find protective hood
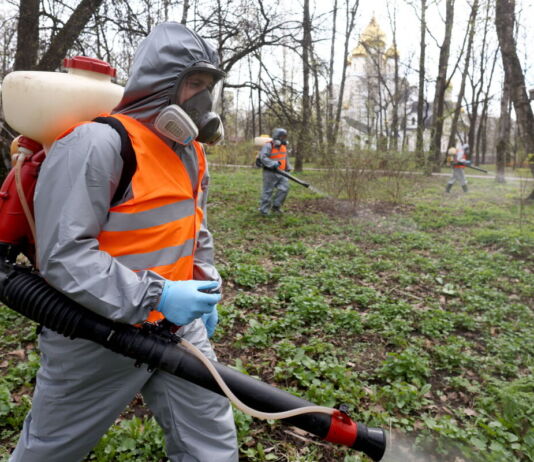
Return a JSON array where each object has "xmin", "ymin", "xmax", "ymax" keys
[{"xmin": 113, "ymin": 22, "xmax": 223, "ymax": 133}]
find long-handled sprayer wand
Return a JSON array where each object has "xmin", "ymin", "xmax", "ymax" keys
[{"xmin": 273, "ymin": 167, "xmax": 311, "ymax": 188}]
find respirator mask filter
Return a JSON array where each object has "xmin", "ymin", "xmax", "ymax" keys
[
  {"xmin": 154, "ymin": 105, "xmax": 199, "ymax": 145},
  {"xmin": 154, "ymin": 87, "xmax": 224, "ymax": 145}
]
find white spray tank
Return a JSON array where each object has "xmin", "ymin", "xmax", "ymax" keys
[
  {"xmin": 1, "ymin": 56, "xmax": 124, "ymax": 152},
  {"xmin": 254, "ymin": 134, "xmax": 272, "ymax": 147}
]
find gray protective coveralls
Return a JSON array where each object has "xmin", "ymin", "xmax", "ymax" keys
[
  {"xmin": 446, "ymin": 145, "xmax": 469, "ymax": 192},
  {"xmin": 10, "ymin": 23, "xmax": 238, "ymax": 462},
  {"xmin": 258, "ymin": 143, "xmax": 291, "ymax": 215}
]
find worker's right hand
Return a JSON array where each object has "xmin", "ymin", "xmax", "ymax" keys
[{"xmin": 156, "ymin": 280, "xmax": 221, "ymax": 326}]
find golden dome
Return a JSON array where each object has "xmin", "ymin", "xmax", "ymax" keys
[
  {"xmin": 360, "ymin": 16, "xmax": 386, "ymax": 48},
  {"xmin": 385, "ymin": 45, "xmax": 398, "ymax": 59},
  {"xmin": 351, "ymin": 43, "xmax": 367, "ymax": 57}
]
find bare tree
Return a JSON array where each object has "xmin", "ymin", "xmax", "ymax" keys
[
  {"xmin": 331, "ymin": 0, "xmax": 359, "ymax": 146},
  {"xmin": 295, "ymin": 0, "xmax": 312, "ymax": 172},
  {"xmin": 415, "ymin": 0, "xmax": 427, "ymax": 162},
  {"xmin": 326, "ymin": 0, "xmax": 338, "ymax": 152},
  {"xmin": 37, "ymin": 0, "xmax": 107, "ymax": 71},
  {"xmin": 427, "ymin": 0, "xmax": 455, "ymax": 174},
  {"xmin": 495, "ymin": 0, "xmax": 534, "ymax": 199},
  {"xmin": 463, "ymin": 0, "xmax": 498, "ymax": 164},
  {"xmin": 447, "ymin": 0, "xmax": 478, "ymax": 153},
  {"xmin": 0, "ymin": 13, "xmax": 18, "ymax": 82},
  {"xmin": 473, "ymin": 48, "xmax": 498, "ymax": 164},
  {"xmin": 386, "ymin": 2, "xmax": 400, "ymax": 151},
  {"xmin": 310, "ymin": 54, "xmax": 326, "ymax": 159}
]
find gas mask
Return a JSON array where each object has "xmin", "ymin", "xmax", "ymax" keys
[
  {"xmin": 273, "ymin": 137, "xmax": 288, "ymax": 148},
  {"xmin": 271, "ymin": 128, "xmax": 288, "ymax": 148},
  {"xmin": 154, "ymin": 88, "xmax": 224, "ymax": 145}
]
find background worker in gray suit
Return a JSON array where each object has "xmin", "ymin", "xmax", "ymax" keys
[{"xmin": 258, "ymin": 128, "xmax": 292, "ymax": 215}]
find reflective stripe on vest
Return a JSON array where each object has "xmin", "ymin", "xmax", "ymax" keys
[
  {"xmin": 269, "ymin": 144, "xmax": 287, "ymax": 170},
  {"xmin": 57, "ymin": 114, "xmax": 206, "ymax": 324}
]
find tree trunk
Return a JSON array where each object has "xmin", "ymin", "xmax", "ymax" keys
[
  {"xmin": 389, "ymin": 5, "xmax": 400, "ymax": 152},
  {"xmin": 447, "ymin": 0, "xmax": 478, "ymax": 152},
  {"xmin": 332, "ymin": 0, "xmax": 359, "ymax": 145},
  {"xmin": 295, "ymin": 0, "xmax": 312, "ymax": 172},
  {"xmin": 495, "ymin": 81, "xmax": 511, "ymax": 183},
  {"xmin": 415, "ymin": 0, "xmax": 427, "ymax": 162},
  {"xmin": 14, "ymin": 0, "xmax": 40, "ymax": 70},
  {"xmin": 181, "ymin": 0, "xmax": 191, "ymax": 25},
  {"xmin": 427, "ymin": 0, "xmax": 455, "ymax": 174},
  {"xmin": 495, "ymin": 0, "xmax": 534, "ymax": 199},
  {"xmin": 326, "ymin": 0, "xmax": 337, "ymax": 150},
  {"xmin": 475, "ymin": 49, "xmax": 498, "ymax": 159},
  {"xmin": 312, "ymin": 59, "xmax": 325, "ymax": 160}
]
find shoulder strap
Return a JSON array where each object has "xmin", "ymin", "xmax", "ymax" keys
[{"xmin": 92, "ymin": 116, "xmax": 137, "ymax": 204}]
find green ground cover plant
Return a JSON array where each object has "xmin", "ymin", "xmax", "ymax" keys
[{"xmin": 0, "ymin": 165, "xmax": 532, "ymax": 461}]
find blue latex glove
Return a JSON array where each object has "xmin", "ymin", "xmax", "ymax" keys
[
  {"xmin": 157, "ymin": 280, "xmax": 221, "ymax": 326},
  {"xmin": 201, "ymin": 306, "xmax": 219, "ymax": 338}
]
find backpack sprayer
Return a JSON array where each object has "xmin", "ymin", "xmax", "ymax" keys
[
  {"xmin": 254, "ymin": 142, "xmax": 313, "ymax": 189},
  {"xmin": 446, "ymin": 148, "xmax": 488, "ymax": 173},
  {"xmin": 0, "ymin": 61, "xmax": 387, "ymax": 460}
]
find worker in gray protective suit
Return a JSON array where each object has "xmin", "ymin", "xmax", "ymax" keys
[
  {"xmin": 258, "ymin": 128, "xmax": 291, "ymax": 215},
  {"xmin": 446, "ymin": 143, "xmax": 470, "ymax": 193},
  {"xmin": 10, "ymin": 23, "xmax": 238, "ymax": 462}
]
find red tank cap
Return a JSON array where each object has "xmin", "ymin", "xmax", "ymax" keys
[
  {"xmin": 63, "ymin": 56, "xmax": 117, "ymax": 78},
  {"xmin": 17, "ymin": 136, "xmax": 43, "ymax": 153}
]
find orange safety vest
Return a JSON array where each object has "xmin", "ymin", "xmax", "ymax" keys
[
  {"xmin": 269, "ymin": 144, "xmax": 287, "ymax": 171},
  {"xmin": 57, "ymin": 113, "xmax": 206, "ymax": 323}
]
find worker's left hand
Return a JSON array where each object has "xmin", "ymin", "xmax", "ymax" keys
[{"xmin": 201, "ymin": 306, "xmax": 218, "ymax": 338}]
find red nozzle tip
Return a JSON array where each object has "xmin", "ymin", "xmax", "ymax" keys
[{"xmin": 324, "ymin": 409, "xmax": 358, "ymax": 448}]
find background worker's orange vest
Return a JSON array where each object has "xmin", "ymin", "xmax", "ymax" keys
[
  {"xmin": 58, "ymin": 114, "xmax": 206, "ymax": 323},
  {"xmin": 269, "ymin": 144, "xmax": 287, "ymax": 170}
]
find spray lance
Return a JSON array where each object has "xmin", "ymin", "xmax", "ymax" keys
[
  {"xmin": 0, "ymin": 258, "xmax": 387, "ymax": 461},
  {"xmin": 453, "ymin": 161, "xmax": 488, "ymax": 173},
  {"xmin": 272, "ymin": 167, "xmax": 311, "ymax": 188}
]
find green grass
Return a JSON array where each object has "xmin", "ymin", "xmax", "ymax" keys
[{"xmin": 1, "ymin": 165, "xmax": 533, "ymax": 461}]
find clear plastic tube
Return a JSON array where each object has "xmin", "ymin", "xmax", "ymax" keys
[{"xmin": 179, "ymin": 337, "xmax": 335, "ymax": 420}]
